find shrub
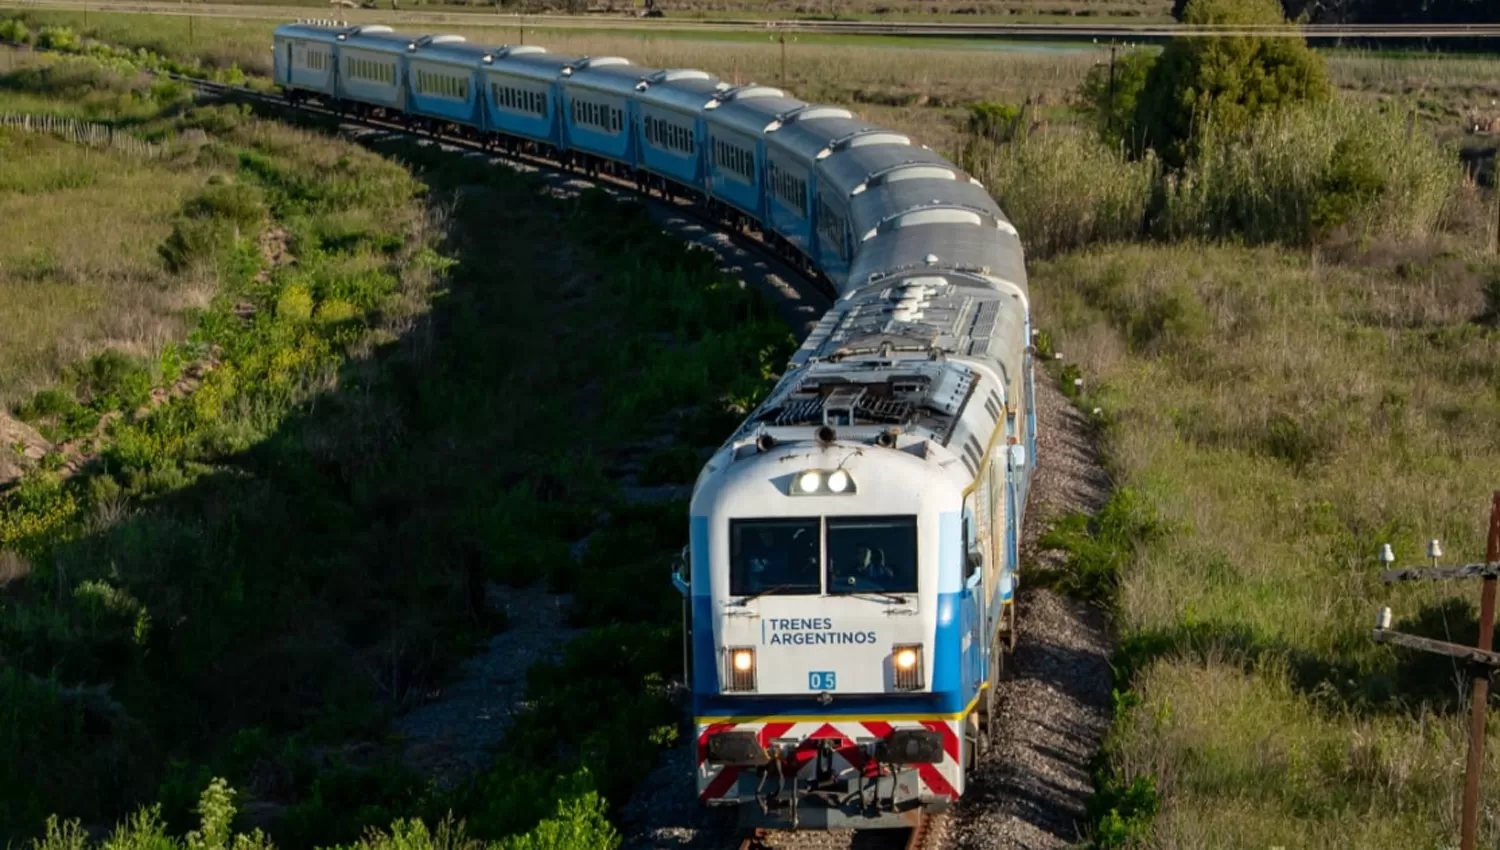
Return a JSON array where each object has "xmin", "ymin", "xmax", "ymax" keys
[
  {"xmin": 1135, "ymin": 0, "xmax": 1331, "ymax": 167},
  {"xmin": 0, "ymin": 17, "xmax": 31, "ymax": 44},
  {"xmin": 34, "ymin": 25, "xmax": 78, "ymax": 52},
  {"xmin": 160, "ymin": 182, "xmax": 266, "ymax": 273},
  {"xmin": 68, "ymin": 350, "xmax": 153, "ymax": 412},
  {"xmin": 966, "ymin": 101, "xmax": 1022, "ymax": 141}
]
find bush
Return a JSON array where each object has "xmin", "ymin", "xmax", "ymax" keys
[
  {"xmin": 34, "ymin": 25, "xmax": 78, "ymax": 52},
  {"xmin": 160, "ymin": 182, "xmax": 266, "ymax": 273},
  {"xmin": 966, "ymin": 101, "xmax": 1022, "ymax": 141},
  {"xmin": 69, "ymin": 350, "xmax": 153, "ymax": 412},
  {"xmin": 1135, "ymin": 0, "xmax": 1331, "ymax": 167},
  {"xmin": 0, "ymin": 17, "xmax": 31, "ymax": 44}
]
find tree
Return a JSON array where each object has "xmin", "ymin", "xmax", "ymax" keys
[
  {"xmin": 1137, "ymin": 0, "xmax": 1331, "ymax": 167},
  {"xmin": 1079, "ymin": 48, "xmax": 1157, "ymax": 150}
]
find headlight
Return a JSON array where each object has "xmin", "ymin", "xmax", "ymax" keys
[
  {"xmin": 789, "ymin": 469, "xmax": 856, "ymax": 496},
  {"xmin": 726, "ymin": 647, "xmax": 756, "ymax": 692},
  {"xmin": 892, "ymin": 644, "xmax": 923, "ymax": 691},
  {"xmin": 797, "ymin": 471, "xmax": 822, "ymax": 494},
  {"xmin": 827, "ymin": 469, "xmax": 850, "ymax": 493}
]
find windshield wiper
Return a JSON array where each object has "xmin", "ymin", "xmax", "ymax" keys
[
  {"xmin": 843, "ymin": 591, "xmax": 910, "ymax": 605},
  {"xmin": 732, "ymin": 583, "xmax": 815, "ymax": 605}
]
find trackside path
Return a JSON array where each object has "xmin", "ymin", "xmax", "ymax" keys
[{"xmin": 950, "ymin": 376, "xmax": 1115, "ymax": 849}]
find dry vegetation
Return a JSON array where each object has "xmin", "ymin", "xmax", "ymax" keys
[{"xmin": 0, "ymin": 128, "xmax": 212, "ymax": 405}]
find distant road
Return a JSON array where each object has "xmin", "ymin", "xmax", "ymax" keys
[{"xmin": 4, "ymin": 0, "xmax": 1500, "ymax": 39}]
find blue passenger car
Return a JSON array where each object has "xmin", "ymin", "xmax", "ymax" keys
[
  {"xmin": 702, "ymin": 85, "xmax": 806, "ymax": 224},
  {"xmin": 272, "ymin": 22, "xmax": 348, "ymax": 99},
  {"xmin": 336, "ymin": 27, "xmax": 414, "ymax": 112},
  {"xmin": 633, "ymin": 69, "xmax": 724, "ymax": 192},
  {"xmin": 560, "ymin": 57, "xmax": 650, "ymax": 167},
  {"xmin": 481, "ymin": 49, "xmax": 574, "ymax": 149},
  {"xmin": 761, "ymin": 107, "xmax": 873, "ymax": 265},
  {"xmin": 406, "ymin": 36, "xmax": 487, "ymax": 129}
]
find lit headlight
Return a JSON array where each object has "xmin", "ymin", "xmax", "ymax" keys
[
  {"xmin": 789, "ymin": 469, "xmax": 856, "ymax": 496},
  {"xmin": 827, "ymin": 469, "xmax": 850, "ymax": 493},
  {"xmin": 726, "ymin": 647, "xmax": 756, "ymax": 692},
  {"xmin": 797, "ymin": 471, "xmax": 822, "ymax": 494},
  {"xmin": 892, "ymin": 644, "xmax": 923, "ymax": 691}
]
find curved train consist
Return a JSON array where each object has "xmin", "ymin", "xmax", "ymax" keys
[{"xmin": 272, "ymin": 20, "xmax": 1035, "ymax": 830}]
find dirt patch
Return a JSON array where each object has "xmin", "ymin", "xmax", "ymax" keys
[{"xmin": 0, "ymin": 411, "xmax": 52, "ymax": 490}]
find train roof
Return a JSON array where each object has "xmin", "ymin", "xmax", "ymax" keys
[
  {"xmin": 483, "ymin": 50, "xmax": 578, "ymax": 82},
  {"xmin": 763, "ymin": 109, "xmax": 875, "ymax": 166},
  {"xmin": 561, "ymin": 57, "xmax": 652, "ymax": 97},
  {"xmin": 816, "ymin": 142, "xmax": 956, "ymax": 199},
  {"xmin": 634, "ymin": 69, "xmax": 725, "ymax": 115},
  {"xmin": 340, "ymin": 28, "xmax": 424, "ymax": 54},
  {"xmin": 846, "ymin": 218, "xmax": 1026, "ymax": 299},
  {"xmin": 704, "ymin": 85, "xmax": 807, "ymax": 139},
  {"xmin": 731, "ymin": 355, "xmax": 981, "ymax": 449},
  {"xmin": 849, "ymin": 179, "xmax": 1002, "ymax": 242},
  {"xmin": 274, "ymin": 21, "xmax": 355, "ymax": 41},
  {"xmin": 405, "ymin": 36, "xmax": 493, "ymax": 67}
]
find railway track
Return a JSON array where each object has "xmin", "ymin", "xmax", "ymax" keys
[{"xmin": 738, "ymin": 812, "xmax": 948, "ymax": 850}]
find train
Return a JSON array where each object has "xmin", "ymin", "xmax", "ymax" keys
[{"xmin": 271, "ymin": 20, "xmax": 1035, "ymax": 830}]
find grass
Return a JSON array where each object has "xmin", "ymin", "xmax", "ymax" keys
[
  {"xmin": 1036, "ymin": 240, "xmax": 1500, "ymax": 847},
  {"xmin": 0, "ymin": 130, "xmax": 209, "ymax": 405}
]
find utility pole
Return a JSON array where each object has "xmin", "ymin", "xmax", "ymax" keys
[
  {"xmin": 1492, "ymin": 171, "xmax": 1499, "ymax": 256},
  {"xmin": 1373, "ymin": 491, "xmax": 1500, "ymax": 850},
  {"xmin": 778, "ymin": 30, "xmax": 787, "ymax": 87},
  {"xmin": 1106, "ymin": 39, "xmax": 1117, "ymax": 138}
]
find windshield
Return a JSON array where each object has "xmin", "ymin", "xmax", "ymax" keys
[
  {"xmin": 827, "ymin": 516, "xmax": 918, "ymax": 595},
  {"xmin": 729, "ymin": 518, "xmax": 820, "ymax": 596}
]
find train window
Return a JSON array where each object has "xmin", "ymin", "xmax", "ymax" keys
[
  {"xmin": 827, "ymin": 516, "xmax": 917, "ymax": 595},
  {"xmin": 729, "ymin": 518, "xmax": 820, "ymax": 597}
]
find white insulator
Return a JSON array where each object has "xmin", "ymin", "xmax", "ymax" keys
[
  {"xmin": 1376, "ymin": 607, "xmax": 1392, "ymax": 631},
  {"xmin": 1379, "ymin": 543, "xmax": 1395, "ymax": 564}
]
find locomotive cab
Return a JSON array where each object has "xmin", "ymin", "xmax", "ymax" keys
[{"xmin": 680, "ymin": 309, "xmax": 1029, "ymax": 828}]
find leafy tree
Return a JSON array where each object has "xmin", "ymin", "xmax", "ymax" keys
[
  {"xmin": 1137, "ymin": 0, "xmax": 1331, "ymax": 167},
  {"xmin": 1079, "ymin": 49, "xmax": 1157, "ymax": 149}
]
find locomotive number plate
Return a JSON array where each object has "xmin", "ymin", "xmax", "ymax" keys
[{"xmin": 808, "ymin": 671, "xmax": 837, "ymax": 691}]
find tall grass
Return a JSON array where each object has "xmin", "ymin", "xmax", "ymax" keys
[
  {"xmin": 958, "ymin": 127, "xmax": 1158, "ymax": 258},
  {"xmin": 1039, "ymin": 241, "xmax": 1500, "ymax": 847},
  {"xmin": 960, "ymin": 95, "xmax": 1463, "ymax": 258},
  {"xmin": 1156, "ymin": 98, "xmax": 1460, "ymax": 245}
]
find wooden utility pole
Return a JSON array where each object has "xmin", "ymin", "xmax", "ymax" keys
[{"xmin": 1374, "ymin": 491, "xmax": 1500, "ymax": 850}]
